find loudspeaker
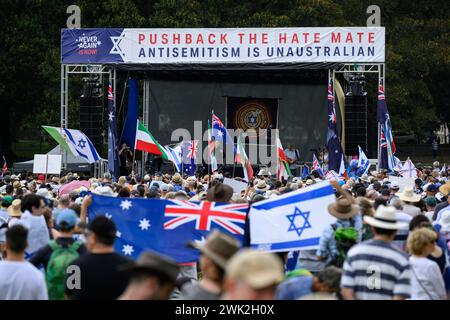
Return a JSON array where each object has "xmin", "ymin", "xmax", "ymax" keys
[
  {"xmin": 79, "ymin": 95, "xmax": 104, "ymax": 153},
  {"xmin": 345, "ymin": 95, "xmax": 368, "ymax": 156}
]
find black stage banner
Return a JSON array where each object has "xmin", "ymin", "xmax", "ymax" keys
[{"xmin": 226, "ymin": 97, "xmax": 278, "ymax": 133}]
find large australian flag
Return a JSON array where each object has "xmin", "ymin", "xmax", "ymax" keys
[
  {"xmin": 88, "ymin": 195, "xmax": 249, "ymax": 263},
  {"xmin": 377, "ymin": 82, "xmax": 396, "ymax": 171},
  {"xmin": 107, "ymin": 84, "xmax": 120, "ymax": 179},
  {"xmin": 326, "ymin": 78, "xmax": 343, "ymax": 172}
]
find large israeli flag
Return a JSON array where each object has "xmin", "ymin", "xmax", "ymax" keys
[{"xmin": 250, "ymin": 181, "xmax": 336, "ymax": 252}]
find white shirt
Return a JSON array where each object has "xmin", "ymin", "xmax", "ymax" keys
[
  {"xmin": 0, "ymin": 260, "xmax": 48, "ymax": 300},
  {"xmin": 18, "ymin": 210, "xmax": 50, "ymax": 255},
  {"xmin": 403, "ymin": 204, "xmax": 422, "ymax": 217},
  {"xmin": 409, "ymin": 256, "xmax": 447, "ymax": 300}
]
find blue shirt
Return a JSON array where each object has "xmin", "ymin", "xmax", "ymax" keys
[{"xmin": 275, "ymin": 275, "xmax": 313, "ymax": 300}]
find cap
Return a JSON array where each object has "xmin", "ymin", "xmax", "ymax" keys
[
  {"xmin": 225, "ymin": 249, "xmax": 284, "ymax": 289},
  {"xmin": 427, "ymin": 184, "xmax": 438, "ymax": 192},
  {"xmin": 425, "ymin": 196, "xmax": 437, "ymax": 207},
  {"xmin": 56, "ymin": 209, "xmax": 78, "ymax": 229}
]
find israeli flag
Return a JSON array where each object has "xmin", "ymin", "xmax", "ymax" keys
[
  {"xmin": 164, "ymin": 143, "xmax": 182, "ymax": 172},
  {"xmin": 357, "ymin": 145, "xmax": 370, "ymax": 175},
  {"xmin": 249, "ymin": 181, "xmax": 336, "ymax": 252},
  {"xmin": 63, "ymin": 128, "xmax": 100, "ymax": 164}
]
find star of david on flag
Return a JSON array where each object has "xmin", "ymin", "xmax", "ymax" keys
[{"xmin": 249, "ymin": 181, "xmax": 336, "ymax": 252}]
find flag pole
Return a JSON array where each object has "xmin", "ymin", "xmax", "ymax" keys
[{"xmin": 132, "ymin": 119, "xmax": 138, "ymax": 177}]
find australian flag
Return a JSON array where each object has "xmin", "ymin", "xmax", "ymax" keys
[
  {"xmin": 107, "ymin": 84, "xmax": 120, "ymax": 179},
  {"xmin": 326, "ymin": 78, "xmax": 344, "ymax": 171},
  {"xmin": 212, "ymin": 111, "xmax": 236, "ymax": 157},
  {"xmin": 88, "ymin": 195, "xmax": 249, "ymax": 262},
  {"xmin": 377, "ymin": 82, "xmax": 396, "ymax": 171},
  {"xmin": 181, "ymin": 140, "xmax": 198, "ymax": 176}
]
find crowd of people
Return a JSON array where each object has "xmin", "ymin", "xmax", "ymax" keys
[{"xmin": 0, "ymin": 160, "xmax": 449, "ymax": 300}]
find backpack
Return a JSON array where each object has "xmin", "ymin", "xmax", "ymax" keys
[
  {"xmin": 330, "ymin": 219, "xmax": 358, "ymax": 267},
  {"xmin": 46, "ymin": 240, "xmax": 82, "ymax": 300}
]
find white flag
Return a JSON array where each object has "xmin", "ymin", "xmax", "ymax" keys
[{"xmin": 400, "ymin": 157, "xmax": 417, "ymax": 178}]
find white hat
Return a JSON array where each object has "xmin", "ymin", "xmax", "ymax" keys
[
  {"xmin": 438, "ymin": 210, "xmax": 450, "ymax": 234},
  {"xmin": 144, "ymin": 174, "xmax": 151, "ymax": 181},
  {"xmin": 363, "ymin": 205, "xmax": 408, "ymax": 230},
  {"xmin": 36, "ymin": 188, "xmax": 49, "ymax": 198},
  {"xmin": 390, "ymin": 181, "xmax": 400, "ymax": 189},
  {"xmin": 94, "ymin": 186, "xmax": 115, "ymax": 197},
  {"xmin": 398, "ymin": 187, "xmax": 421, "ymax": 203},
  {"xmin": 257, "ymin": 168, "xmax": 271, "ymax": 176},
  {"xmin": 75, "ymin": 197, "xmax": 83, "ymax": 205}
]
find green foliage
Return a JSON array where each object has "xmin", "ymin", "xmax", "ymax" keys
[{"xmin": 0, "ymin": 0, "xmax": 448, "ymax": 160}]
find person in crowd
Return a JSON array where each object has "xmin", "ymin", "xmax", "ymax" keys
[
  {"xmin": 19, "ymin": 194, "xmax": 50, "ymax": 258},
  {"xmin": 407, "ymin": 227, "xmax": 447, "ymax": 300},
  {"xmin": 341, "ymin": 205, "xmax": 411, "ymax": 300},
  {"xmin": 434, "ymin": 181, "xmax": 450, "ymax": 222},
  {"xmin": 64, "ymin": 216, "xmax": 132, "ymax": 300},
  {"xmin": 284, "ymin": 144, "xmax": 300, "ymax": 177},
  {"xmin": 182, "ymin": 230, "xmax": 240, "ymax": 299},
  {"xmin": 30, "ymin": 209, "xmax": 86, "ymax": 299},
  {"xmin": 389, "ymin": 182, "xmax": 400, "ymax": 202},
  {"xmin": 276, "ymin": 266, "xmax": 342, "ymax": 300},
  {"xmin": 424, "ymin": 197, "xmax": 438, "ymax": 221},
  {"xmin": 222, "ymin": 249, "xmax": 284, "ymax": 300},
  {"xmin": 317, "ymin": 198, "xmax": 360, "ymax": 267},
  {"xmin": 398, "ymin": 188, "xmax": 422, "ymax": 217},
  {"xmin": 0, "ymin": 225, "xmax": 48, "ymax": 299},
  {"xmin": 118, "ymin": 251, "xmax": 179, "ymax": 300}
]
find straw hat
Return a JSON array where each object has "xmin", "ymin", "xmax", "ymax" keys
[
  {"xmin": 398, "ymin": 187, "xmax": 421, "ymax": 203},
  {"xmin": 7, "ymin": 199, "xmax": 22, "ymax": 217},
  {"xmin": 305, "ymin": 179, "xmax": 314, "ymax": 186},
  {"xmin": 225, "ymin": 249, "xmax": 284, "ymax": 289},
  {"xmin": 172, "ymin": 173, "xmax": 182, "ymax": 184},
  {"xmin": 256, "ymin": 180, "xmax": 270, "ymax": 191},
  {"xmin": 188, "ymin": 230, "xmax": 240, "ymax": 269},
  {"xmin": 327, "ymin": 198, "xmax": 358, "ymax": 220},
  {"xmin": 364, "ymin": 205, "xmax": 408, "ymax": 230},
  {"xmin": 439, "ymin": 181, "xmax": 450, "ymax": 196}
]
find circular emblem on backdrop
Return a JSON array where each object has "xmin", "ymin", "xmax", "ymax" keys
[{"xmin": 234, "ymin": 102, "xmax": 272, "ymax": 132}]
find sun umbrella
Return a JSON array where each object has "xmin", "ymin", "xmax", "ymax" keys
[{"xmin": 59, "ymin": 180, "xmax": 91, "ymax": 196}]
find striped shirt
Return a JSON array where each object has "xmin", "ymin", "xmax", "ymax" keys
[{"xmin": 341, "ymin": 239, "xmax": 411, "ymax": 300}]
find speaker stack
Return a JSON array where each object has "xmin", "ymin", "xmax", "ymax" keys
[
  {"xmin": 344, "ymin": 95, "xmax": 368, "ymax": 157},
  {"xmin": 79, "ymin": 79, "xmax": 104, "ymax": 154}
]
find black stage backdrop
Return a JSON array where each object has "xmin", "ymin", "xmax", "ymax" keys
[{"xmin": 146, "ymin": 76, "xmax": 333, "ymax": 162}]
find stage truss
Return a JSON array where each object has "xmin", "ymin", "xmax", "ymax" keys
[{"xmin": 61, "ymin": 63, "xmax": 385, "ymax": 175}]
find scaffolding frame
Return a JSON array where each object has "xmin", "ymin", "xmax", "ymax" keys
[{"xmin": 60, "ymin": 64, "xmax": 114, "ymax": 177}]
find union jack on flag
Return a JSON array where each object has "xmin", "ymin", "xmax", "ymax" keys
[
  {"xmin": 88, "ymin": 195, "xmax": 250, "ymax": 263},
  {"xmin": 164, "ymin": 200, "xmax": 249, "ymax": 235}
]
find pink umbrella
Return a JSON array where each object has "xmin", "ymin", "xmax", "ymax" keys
[{"xmin": 59, "ymin": 180, "xmax": 91, "ymax": 196}]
